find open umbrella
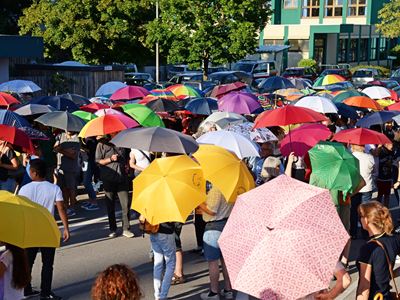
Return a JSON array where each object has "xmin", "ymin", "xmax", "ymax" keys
[
  {"xmin": 146, "ymin": 98, "xmax": 180, "ymax": 112},
  {"xmin": 332, "ymin": 128, "xmax": 392, "ymax": 145},
  {"xmin": 31, "ymin": 96, "xmax": 79, "ymax": 112},
  {"xmin": 313, "ymin": 74, "xmax": 345, "ymax": 87},
  {"xmin": 343, "ymin": 96, "xmax": 382, "ymax": 111},
  {"xmin": 294, "ymin": 96, "xmax": 338, "ymax": 114},
  {"xmin": 94, "ymin": 108, "xmax": 124, "ymax": 117},
  {"xmin": 193, "ymin": 145, "xmax": 255, "ymax": 203},
  {"xmin": 362, "ymin": 86, "xmax": 392, "ymax": 99},
  {"xmin": 71, "ymin": 110, "xmax": 98, "ymax": 122},
  {"xmin": 218, "ymin": 92, "xmax": 262, "ymax": 114},
  {"xmin": 225, "ymin": 122, "xmax": 278, "ymax": 143},
  {"xmin": 197, "ymin": 130, "xmax": 260, "ymax": 159},
  {"xmin": 111, "ymin": 127, "xmax": 199, "ymax": 154},
  {"xmin": 0, "ymin": 109, "xmax": 31, "ymax": 128},
  {"xmin": 0, "ymin": 191, "xmax": 61, "ymax": 248},
  {"xmin": 80, "ymin": 103, "xmax": 109, "ymax": 113},
  {"xmin": 335, "ymin": 103, "xmax": 359, "ymax": 120},
  {"xmin": 167, "ymin": 84, "xmax": 202, "ymax": 99},
  {"xmin": 0, "ymin": 92, "xmax": 20, "ymax": 107},
  {"xmin": 332, "ymin": 90, "xmax": 366, "ymax": 103},
  {"xmin": 19, "ymin": 127, "xmax": 49, "ymax": 140},
  {"xmin": 258, "ymin": 76, "xmax": 295, "ymax": 93},
  {"xmin": 35, "ymin": 111, "xmax": 86, "ymax": 132},
  {"xmin": 0, "ymin": 80, "xmax": 41, "ymax": 93},
  {"xmin": 355, "ymin": 111, "xmax": 399, "ymax": 128},
  {"xmin": 210, "ymin": 82, "xmax": 247, "ymax": 99},
  {"xmin": 219, "ymin": 175, "xmax": 349, "ymax": 300},
  {"xmin": 289, "ymin": 78, "xmax": 312, "ymax": 89},
  {"xmin": 60, "ymin": 93, "xmax": 90, "ymax": 106},
  {"xmin": 122, "ymin": 103, "xmax": 165, "ymax": 127},
  {"xmin": 95, "ymin": 81, "xmax": 127, "ymax": 97},
  {"xmin": 110, "ymin": 85, "xmax": 150, "ymax": 101},
  {"xmin": 79, "ymin": 114, "xmax": 139, "ymax": 138},
  {"xmin": 147, "ymin": 89, "xmax": 177, "ymax": 100},
  {"xmin": 89, "ymin": 96, "xmax": 114, "ymax": 106},
  {"xmin": 202, "ymin": 111, "xmax": 247, "ymax": 129},
  {"xmin": 184, "ymin": 97, "xmax": 218, "ymax": 115},
  {"xmin": 0, "ymin": 125, "xmax": 34, "ymax": 153},
  {"xmin": 14, "ymin": 104, "xmax": 55, "ymax": 116},
  {"xmin": 132, "ymin": 155, "xmax": 205, "ymax": 224}
]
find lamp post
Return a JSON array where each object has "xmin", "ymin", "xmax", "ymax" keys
[{"xmin": 155, "ymin": 0, "xmax": 159, "ymax": 84}]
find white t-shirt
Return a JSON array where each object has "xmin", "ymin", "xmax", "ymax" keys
[
  {"xmin": 18, "ymin": 181, "xmax": 63, "ymax": 215},
  {"xmin": 129, "ymin": 149, "xmax": 151, "ymax": 170},
  {"xmin": 0, "ymin": 250, "xmax": 24, "ymax": 300},
  {"xmin": 353, "ymin": 151, "xmax": 376, "ymax": 193}
]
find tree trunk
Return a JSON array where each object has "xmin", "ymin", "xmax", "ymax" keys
[{"xmin": 203, "ymin": 57, "xmax": 209, "ymax": 81}]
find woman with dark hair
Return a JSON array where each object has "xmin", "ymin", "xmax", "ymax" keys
[
  {"xmin": 0, "ymin": 243, "xmax": 30, "ymax": 299},
  {"xmin": 91, "ymin": 264, "xmax": 142, "ymax": 300}
]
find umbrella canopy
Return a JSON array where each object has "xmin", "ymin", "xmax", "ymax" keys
[
  {"xmin": 332, "ymin": 90, "xmax": 366, "ymax": 103},
  {"xmin": 309, "ymin": 141, "xmax": 362, "ymax": 200},
  {"xmin": 14, "ymin": 104, "xmax": 55, "ymax": 116},
  {"xmin": 79, "ymin": 114, "xmax": 139, "ymax": 138},
  {"xmin": 333, "ymin": 128, "xmax": 392, "ymax": 145},
  {"xmin": 111, "ymin": 127, "xmax": 199, "ymax": 154},
  {"xmin": 202, "ymin": 111, "xmax": 248, "ymax": 129},
  {"xmin": 225, "ymin": 122, "xmax": 278, "ymax": 143},
  {"xmin": 147, "ymin": 89, "xmax": 177, "ymax": 100},
  {"xmin": 146, "ymin": 98, "xmax": 180, "ymax": 112},
  {"xmin": 94, "ymin": 108, "xmax": 124, "ymax": 117},
  {"xmin": 89, "ymin": 96, "xmax": 114, "ymax": 106},
  {"xmin": 254, "ymin": 105, "xmax": 328, "ymax": 128},
  {"xmin": 288, "ymin": 78, "xmax": 312, "ymax": 89},
  {"xmin": 258, "ymin": 76, "xmax": 295, "ymax": 93},
  {"xmin": 110, "ymin": 85, "xmax": 150, "ymax": 101},
  {"xmin": 193, "ymin": 145, "xmax": 255, "ymax": 203},
  {"xmin": 210, "ymin": 82, "xmax": 247, "ymax": 99},
  {"xmin": 274, "ymin": 88, "xmax": 303, "ymax": 98},
  {"xmin": 386, "ymin": 102, "xmax": 400, "ymax": 111},
  {"xmin": 122, "ymin": 103, "xmax": 165, "ymax": 127},
  {"xmin": 0, "ymin": 109, "xmax": 31, "ymax": 128},
  {"xmin": 95, "ymin": 81, "xmax": 127, "ymax": 97},
  {"xmin": 31, "ymin": 96, "xmax": 79, "ymax": 112},
  {"xmin": 294, "ymin": 96, "xmax": 338, "ymax": 114},
  {"xmin": 343, "ymin": 96, "xmax": 382, "ymax": 111},
  {"xmin": 60, "ymin": 93, "xmax": 90, "ymax": 106},
  {"xmin": 0, "ymin": 191, "xmax": 61, "ymax": 248},
  {"xmin": 0, "ymin": 92, "xmax": 20, "ymax": 106},
  {"xmin": 35, "ymin": 111, "xmax": 86, "ymax": 132},
  {"xmin": 218, "ymin": 92, "xmax": 262, "ymax": 114},
  {"xmin": 80, "ymin": 103, "xmax": 110, "ymax": 113},
  {"xmin": 314, "ymin": 74, "xmax": 345, "ymax": 87},
  {"xmin": 184, "ymin": 97, "xmax": 218, "ymax": 115},
  {"xmin": 19, "ymin": 127, "xmax": 49, "ymax": 140},
  {"xmin": 219, "ymin": 175, "xmax": 349, "ymax": 300},
  {"xmin": 71, "ymin": 110, "xmax": 98, "ymax": 122},
  {"xmin": 0, "ymin": 80, "xmax": 41, "ymax": 93},
  {"xmin": 0, "ymin": 124, "xmax": 34, "ymax": 153},
  {"xmin": 132, "ymin": 155, "xmax": 205, "ymax": 224},
  {"xmin": 167, "ymin": 84, "xmax": 201, "ymax": 99},
  {"xmin": 280, "ymin": 123, "xmax": 332, "ymax": 157},
  {"xmin": 362, "ymin": 86, "xmax": 392, "ymax": 99},
  {"xmin": 355, "ymin": 111, "xmax": 399, "ymax": 128},
  {"xmin": 335, "ymin": 103, "xmax": 359, "ymax": 120},
  {"xmin": 197, "ymin": 130, "xmax": 260, "ymax": 159}
]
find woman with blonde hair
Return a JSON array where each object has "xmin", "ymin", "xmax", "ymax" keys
[{"xmin": 356, "ymin": 201, "xmax": 400, "ymax": 300}]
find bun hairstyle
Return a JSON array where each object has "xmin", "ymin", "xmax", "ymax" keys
[{"xmin": 358, "ymin": 201, "xmax": 394, "ymax": 235}]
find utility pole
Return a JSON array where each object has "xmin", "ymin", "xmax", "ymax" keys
[{"xmin": 155, "ymin": 0, "xmax": 159, "ymax": 84}]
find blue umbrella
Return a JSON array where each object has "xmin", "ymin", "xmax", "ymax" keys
[
  {"xmin": 0, "ymin": 109, "xmax": 30, "ymax": 128},
  {"xmin": 31, "ymin": 96, "xmax": 79, "ymax": 112},
  {"xmin": 185, "ymin": 97, "xmax": 218, "ymax": 115},
  {"xmin": 19, "ymin": 127, "xmax": 49, "ymax": 140},
  {"xmin": 335, "ymin": 103, "xmax": 359, "ymax": 120},
  {"xmin": 355, "ymin": 111, "xmax": 400, "ymax": 128},
  {"xmin": 258, "ymin": 76, "xmax": 295, "ymax": 93}
]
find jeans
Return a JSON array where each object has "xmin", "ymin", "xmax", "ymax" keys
[
  {"xmin": 82, "ymin": 161, "xmax": 96, "ymax": 200},
  {"xmin": 350, "ymin": 192, "xmax": 372, "ymax": 237},
  {"xmin": 25, "ymin": 247, "xmax": 56, "ymax": 296},
  {"xmin": 0, "ymin": 178, "xmax": 16, "ymax": 192},
  {"xmin": 103, "ymin": 180, "xmax": 130, "ymax": 232},
  {"xmin": 150, "ymin": 233, "xmax": 176, "ymax": 299}
]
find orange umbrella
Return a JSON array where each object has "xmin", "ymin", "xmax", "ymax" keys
[
  {"xmin": 343, "ymin": 96, "xmax": 382, "ymax": 111},
  {"xmin": 79, "ymin": 114, "xmax": 139, "ymax": 138},
  {"xmin": 0, "ymin": 92, "xmax": 20, "ymax": 107}
]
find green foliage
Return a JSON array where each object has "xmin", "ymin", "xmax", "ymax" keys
[
  {"xmin": 377, "ymin": 0, "xmax": 400, "ymax": 38},
  {"xmin": 350, "ymin": 65, "xmax": 390, "ymax": 77},
  {"xmin": 18, "ymin": 0, "xmax": 154, "ymax": 64},
  {"xmin": 297, "ymin": 59, "xmax": 317, "ymax": 69},
  {"xmin": 146, "ymin": 0, "xmax": 271, "ymax": 77},
  {"xmin": 49, "ymin": 72, "xmax": 75, "ymax": 94},
  {"xmin": 389, "ymin": 46, "xmax": 400, "ymax": 67}
]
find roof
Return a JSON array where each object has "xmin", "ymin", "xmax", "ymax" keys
[{"xmin": 256, "ymin": 45, "xmax": 291, "ymax": 53}]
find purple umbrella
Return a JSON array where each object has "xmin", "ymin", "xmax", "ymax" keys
[{"xmin": 218, "ymin": 92, "xmax": 262, "ymax": 114}]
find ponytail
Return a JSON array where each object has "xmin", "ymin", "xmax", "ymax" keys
[
  {"xmin": 358, "ymin": 201, "xmax": 394, "ymax": 235},
  {"xmin": 6, "ymin": 244, "xmax": 31, "ymax": 289}
]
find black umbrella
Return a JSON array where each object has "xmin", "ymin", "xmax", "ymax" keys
[
  {"xmin": 146, "ymin": 98, "xmax": 180, "ymax": 112},
  {"xmin": 14, "ymin": 104, "xmax": 56, "ymax": 116},
  {"xmin": 60, "ymin": 93, "xmax": 90, "ymax": 107},
  {"xmin": 111, "ymin": 127, "xmax": 199, "ymax": 154},
  {"xmin": 31, "ymin": 96, "xmax": 79, "ymax": 112},
  {"xmin": 35, "ymin": 111, "xmax": 86, "ymax": 132}
]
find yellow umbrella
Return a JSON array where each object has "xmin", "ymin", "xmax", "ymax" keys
[
  {"xmin": 193, "ymin": 145, "xmax": 255, "ymax": 203},
  {"xmin": 132, "ymin": 155, "xmax": 206, "ymax": 225},
  {"xmin": 0, "ymin": 191, "xmax": 60, "ymax": 248},
  {"xmin": 377, "ymin": 99, "xmax": 395, "ymax": 108}
]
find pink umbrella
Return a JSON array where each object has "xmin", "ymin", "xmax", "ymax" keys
[
  {"xmin": 218, "ymin": 92, "xmax": 262, "ymax": 114},
  {"xmin": 219, "ymin": 175, "xmax": 349, "ymax": 300},
  {"xmin": 94, "ymin": 108, "xmax": 124, "ymax": 117},
  {"xmin": 109, "ymin": 85, "xmax": 150, "ymax": 101},
  {"xmin": 280, "ymin": 123, "xmax": 332, "ymax": 157}
]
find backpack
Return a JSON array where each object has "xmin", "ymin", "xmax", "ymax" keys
[{"xmin": 139, "ymin": 215, "xmax": 159, "ymax": 235}]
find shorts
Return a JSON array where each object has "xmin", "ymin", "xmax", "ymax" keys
[
  {"xmin": 57, "ymin": 171, "xmax": 78, "ymax": 191},
  {"xmin": 377, "ymin": 180, "xmax": 392, "ymax": 196},
  {"xmin": 203, "ymin": 219, "xmax": 227, "ymax": 261}
]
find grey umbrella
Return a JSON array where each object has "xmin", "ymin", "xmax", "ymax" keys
[
  {"xmin": 14, "ymin": 104, "xmax": 56, "ymax": 116},
  {"xmin": 111, "ymin": 127, "xmax": 199, "ymax": 154},
  {"xmin": 35, "ymin": 111, "xmax": 86, "ymax": 132}
]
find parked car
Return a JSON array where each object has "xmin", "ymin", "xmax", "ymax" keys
[
  {"xmin": 390, "ymin": 68, "xmax": 400, "ymax": 84},
  {"xmin": 320, "ymin": 68, "xmax": 352, "ymax": 81},
  {"xmin": 208, "ymin": 66, "xmax": 229, "ymax": 74},
  {"xmin": 167, "ymin": 65, "xmax": 201, "ymax": 79},
  {"xmin": 167, "ymin": 72, "xmax": 203, "ymax": 85},
  {"xmin": 232, "ymin": 60, "xmax": 278, "ymax": 79},
  {"xmin": 352, "ymin": 68, "xmax": 383, "ymax": 87},
  {"xmin": 124, "ymin": 72, "xmax": 154, "ymax": 86},
  {"xmin": 209, "ymin": 71, "xmax": 253, "ymax": 85},
  {"xmin": 282, "ymin": 67, "xmax": 318, "ymax": 81}
]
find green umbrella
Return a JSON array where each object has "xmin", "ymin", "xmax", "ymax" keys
[
  {"xmin": 122, "ymin": 103, "xmax": 165, "ymax": 127},
  {"xmin": 72, "ymin": 110, "xmax": 98, "ymax": 122},
  {"xmin": 309, "ymin": 141, "xmax": 361, "ymax": 206},
  {"xmin": 332, "ymin": 90, "xmax": 366, "ymax": 103}
]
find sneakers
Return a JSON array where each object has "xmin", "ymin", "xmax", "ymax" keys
[
  {"xmin": 66, "ymin": 208, "xmax": 76, "ymax": 217},
  {"xmin": 24, "ymin": 289, "xmax": 40, "ymax": 298},
  {"xmin": 122, "ymin": 230, "xmax": 134, "ymax": 238},
  {"xmin": 40, "ymin": 292, "xmax": 62, "ymax": 300},
  {"xmin": 200, "ymin": 291, "xmax": 220, "ymax": 300},
  {"xmin": 83, "ymin": 203, "xmax": 100, "ymax": 211},
  {"xmin": 108, "ymin": 231, "xmax": 117, "ymax": 238},
  {"xmin": 220, "ymin": 289, "xmax": 234, "ymax": 300},
  {"xmin": 80, "ymin": 201, "xmax": 90, "ymax": 208}
]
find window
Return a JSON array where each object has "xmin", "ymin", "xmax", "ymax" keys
[
  {"xmin": 349, "ymin": 39, "xmax": 358, "ymax": 62},
  {"xmin": 379, "ymin": 38, "xmax": 387, "ymax": 60},
  {"xmin": 284, "ymin": 0, "xmax": 298, "ymax": 8},
  {"xmin": 325, "ymin": 0, "xmax": 343, "ymax": 17},
  {"xmin": 370, "ymin": 38, "xmax": 377, "ymax": 60},
  {"xmin": 348, "ymin": 0, "xmax": 367, "ymax": 16},
  {"xmin": 302, "ymin": 0, "xmax": 320, "ymax": 17},
  {"xmin": 359, "ymin": 39, "xmax": 368, "ymax": 61},
  {"xmin": 338, "ymin": 39, "xmax": 347, "ymax": 63}
]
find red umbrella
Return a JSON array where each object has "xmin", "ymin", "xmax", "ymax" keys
[
  {"xmin": 387, "ymin": 102, "xmax": 400, "ymax": 111},
  {"xmin": 0, "ymin": 125, "xmax": 34, "ymax": 153},
  {"xmin": 389, "ymin": 89, "xmax": 399, "ymax": 102},
  {"xmin": 80, "ymin": 103, "xmax": 109, "ymax": 113},
  {"xmin": 109, "ymin": 85, "xmax": 150, "ymax": 101},
  {"xmin": 0, "ymin": 92, "xmax": 20, "ymax": 107},
  {"xmin": 333, "ymin": 128, "xmax": 391, "ymax": 145},
  {"xmin": 254, "ymin": 105, "xmax": 328, "ymax": 128},
  {"xmin": 210, "ymin": 82, "xmax": 247, "ymax": 99},
  {"xmin": 280, "ymin": 124, "xmax": 332, "ymax": 157}
]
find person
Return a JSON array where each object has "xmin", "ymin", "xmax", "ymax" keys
[
  {"xmin": 0, "ymin": 243, "xmax": 30, "ymax": 300},
  {"xmin": 260, "ymin": 152, "xmax": 295, "ymax": 183},
  {"xmin": 171, "ymin": 222, "xmax": 185, "ymax": 285},
  {"xmin": 356, "ymin": 201, "xmax": 400, "ymax": 299},
  {"xmin": 91, "ymin": 264, "xmax": 142, "ymax": 300},
  {"xmin": 129, "ymin": 148, "xmax": 151, "ymax": 177},
  {"xmin": 376, "ymin": 143, "xmax": 396, "ymax": 207},
  {"xmin": 95, "ymin": 134, "xmax": 133, "ymax": 238},
  {"xmin": 18, "ymin": 159, "xmax": 70, "ymax": 300},
  {"xmin": 0, "ymin": 141, "xmax": 20, "ymax": 192},
  {"xmin": 79, "ymin": 138, "xmax": 99, "ymax": 211},
  {"xmin": 315, "ymin": 261, "xmax": 351, "ymax": 299},
  {"xmin": 54, "ymin": 131, "xmax": 80, "ymax": 216}
]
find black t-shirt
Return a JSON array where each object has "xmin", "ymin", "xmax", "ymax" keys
[
  {"xmin": 357, "ymin": 234, "xmax": 400, "ymax": 299},
  {"xmin": 378, "ymin": 147, "xmax": 394, "ymax": 181},
  {"xmin": 0, "ymin": 149, "xmax": 16, "ymax": 181},
  {"xmin": 157, "ymin": 222, "xmax": 175, "ymax": 234}
]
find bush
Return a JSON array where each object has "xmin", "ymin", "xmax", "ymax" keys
[
  {"xmin": 298, "ymin": 59, "xmax": 317, "ymax": 69},
  {"xmin": 350, "ymin": 65, "xmax": 390, "ymax": 77}
]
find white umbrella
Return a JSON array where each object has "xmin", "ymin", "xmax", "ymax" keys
[
  {"xmin": 294, "ymin": 96, "xmax": 338, "ymax": 114},
  {"xmin": 201, "ymin": 111, "xmax": 247, "ymax": 130},
  {"xmin": 0, "ymin": 80, "xmax": 41, "ymax": 93},
  {"xmin": 197, "ymin": 130, "xmax": 260, "ymax": 159},
  {"xmin": 362, "ymin": 86, "xmax": 392, "ymax": 99},
  {"xmin": 94, "ymin": 108, "xmax": 124, "ymax": 117},
  {"xmin": 95, "ymin": 81, "xmax": 127, "ymax": 97},
  {"xmin": 225, "ymin": 122, "xmax": 278, "ymax": 143}
]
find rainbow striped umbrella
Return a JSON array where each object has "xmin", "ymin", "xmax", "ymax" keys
[
  {"xmin": 314, "ymin": 74, "xmax": 346, "ymax": 87},
  {"xmin": 150, "ymin": 89, "xmax": 177, "ymax": 100},
  {"xmin": 167, "ymin": 84, "xmax": 202, "ymax": 99}
]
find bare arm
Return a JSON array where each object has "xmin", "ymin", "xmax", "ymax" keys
[
  {"xmin": 98, "ymin": 154, "xmax": 118, "ymax": 166},
  {"xmin": 129, "ymin": 154, "xmax": 144, "ymax": 172},
  {"xmin": 356, "ymin": 263, "xmax": 371, "ymax": 300},
  {"xmin": 56, "ymin": 201, "xmax": 70, "ymax": 242},
  {"xmin": 316, "ymin": 267, "xmax": 351, "ymax": 299},
  {"xmin": 284, "ymin": 152, "xmax": 295, "ymax": 177},
  {"xmin": 198, "ymin": 202, "xmax": 216, "ymax": 216}
]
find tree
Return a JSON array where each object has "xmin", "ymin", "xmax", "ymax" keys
[
  {"xmin": 377, "ymin": 0, "xmax": 400, "ymax": 39},
  {"xmin": 146, "ymin": 0, "xmax": 271, "ymax": 78},
  {"xmin": 18, "ymin": 0, "xmax": 154, "ymax": 64}
]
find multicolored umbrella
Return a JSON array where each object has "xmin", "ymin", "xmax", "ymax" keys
[
  {"xmin": 333, "ymin": 128, "xmax": 392, "ymax": 145},
  {"xmin": 0, "ymin": 124, "xmax": 34, "ymax": 153},
  {"xmin": 218, "ymin": 92, "xmax": 262, "ymax": 114},
  {"xmin": 167, "ymin": 84, "xmax": 202, "ymax": 99},
  {"xmin": 313, "ymin": 74, "xmax": 345, "ymax": 87},
  {"xmin": 0, "ymin": 92, "xmax": 20, "ymax": 106},
  {"xmin": 210, "ymin": 82, "xmax": 247, "ymax": 99},
  {"xmin": 122, "ymin": 103, "xmax": 165, "ymax": 127},
  {"xmin": 332, "ymin": 90, "xmax": 366, "ymax": 103},
  {"xmin": 362, "ymin": 86, "xmax": 391, "ymax": 99},
  {"xmin": 79, "ymin": 114, "xmax": 139, "ymax": 138},
  {"xmin": 72, "ymin": 110, "xmax": 98, "ymax": 122},
  {"xmin": 294, "ymin": 96, "xmax": 338, "ymax": 114},
  {"xmin": 343, "ymin": 96, "xmax": 382, "ymax": 110},
  {"xmin": 184, "ymin": 97, "xmax": 218, "ymax": 115},
  {"xmin": 35, "ymin": 111, "xmax": 86, "ymax": 132},
  {"xmin": 225, "ymin": 122, "xmax": 278, "ymax": 143},
  {"xmin": 147, "ymin": 89, "xmax": 177, "ymax": 100},
  {"xmin": 109, "ymin": 85, "xmax": 150, "ymax": 101},
  {"xmin": 219, "ymin": 175, "xmax": 349, "ymax": 300}
]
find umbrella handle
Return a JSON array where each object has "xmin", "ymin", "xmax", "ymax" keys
[
  {"xmin": 14, "ymin": 184, "xmax": 20, "ymax": 195},
  {"xmin": 373, "ymin": 293, "xmax": 383, "ymax": 300}
]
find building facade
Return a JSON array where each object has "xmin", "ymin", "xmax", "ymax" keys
[{"xmin": 261, "ymin": 0, "xmax": 395, "ymax": 68}]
